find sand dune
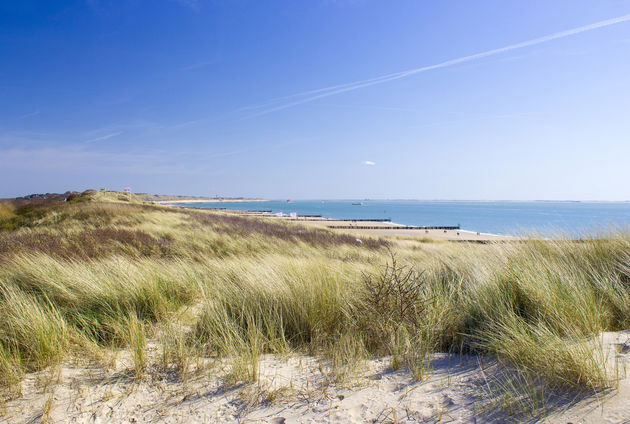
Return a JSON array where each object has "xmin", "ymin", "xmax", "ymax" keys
[{"xmin": 3, "ymin": 331, "xmax": 628, "ymax": 423}]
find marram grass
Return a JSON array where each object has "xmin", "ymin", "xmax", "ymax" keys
[{"xmin": 0, "ymin": 191, "xmax": 629, "ymax": 404}]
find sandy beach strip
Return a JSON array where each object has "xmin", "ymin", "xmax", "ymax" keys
[
  {"xmin": 290, "ymin": 218, "xmax": 512, "ymax": 241},
  {"xmin": 212, "ymin": 209, "xmax": 514, "ymax": 242}
]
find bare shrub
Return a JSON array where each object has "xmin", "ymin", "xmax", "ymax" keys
[
  {"xmin": 350, "ymin": 252, "xmax": 434, "ymax": 378},
  {"xmin": 353, "ymin": 253, "xmax": 427, "ymax": 344}
]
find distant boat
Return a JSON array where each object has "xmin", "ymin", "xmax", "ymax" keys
[
  {"xmin": 287, "ymin": 199, "xmax": 292, "ymax": 203},
  {"xmin": 352, "ymin": 202, "xmax": 363, "ymax": 206}
]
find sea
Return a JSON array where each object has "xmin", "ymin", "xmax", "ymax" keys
[{"xmin": 174, "ymin": 200, "xmax": 630, "ymax": 237}]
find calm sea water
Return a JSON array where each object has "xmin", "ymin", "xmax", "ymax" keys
[{"xmin": 175, "ymin": 200, "xmax": 630, "ymax": 236}]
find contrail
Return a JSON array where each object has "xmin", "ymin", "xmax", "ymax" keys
[
  {"xmin": 245, "ymin": 13, "xmax": 630, "ymax": 117},
  {"xmin": 85, "ymin": 131, "xmax": 123, "ymax": 143}
]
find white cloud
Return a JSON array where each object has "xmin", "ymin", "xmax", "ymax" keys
[{"xmin": 362, "ymin": 160, "xmax": 376, "ymax": 166}]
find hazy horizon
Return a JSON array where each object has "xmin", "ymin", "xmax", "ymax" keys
[
  {"xmin": 7, "ymin": 190, "xmax": 630, "ymax": 203},
  {"xmin": 2, "ymin": 1, "xmax": 630, "ymax": 200}
]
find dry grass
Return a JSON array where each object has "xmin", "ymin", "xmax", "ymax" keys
[{"xmin": 0, "ymin": 190, "xmax": 628, "ymax": 417}]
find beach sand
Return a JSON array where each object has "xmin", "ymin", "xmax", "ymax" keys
[
  {"xmin": 300, "ymin": 219, "xmax": 511, "ymax": 241},
  {"xmin": 233, "ymin": 213, "xmax": 514, "ymax": 242},
  {"xmin": 3, "ymin": 331, "xmax": 628, "ymax": 423}
]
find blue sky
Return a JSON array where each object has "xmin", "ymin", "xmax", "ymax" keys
[{"xmin": 2, "ymin": 0, "xmax": 630, "ymax": 200}]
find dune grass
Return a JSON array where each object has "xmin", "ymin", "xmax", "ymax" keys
[{"xmin": 0, "ymin": 190, "xmax": 628, "ymax": 411}]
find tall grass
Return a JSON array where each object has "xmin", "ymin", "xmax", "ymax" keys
[
  {"xmin": 190, "ymin": 238, "xmax": 629, "ymax": 391},
  {"xmin": 0, "ymin": 191, "xmax": 629, "ymax": 407},
  {"xmin": 0, "ymin": 285, "xmax": 68, "ymax": 374}
]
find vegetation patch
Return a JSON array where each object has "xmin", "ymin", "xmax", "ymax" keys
[{"xmin": 0, "ymin": 191, "xmax": 628, "ymax": 415}]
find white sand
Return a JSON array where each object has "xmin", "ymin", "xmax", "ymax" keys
[{"xmin": 2, "ymin": 331, "xmax": 629, "ymax": 423}]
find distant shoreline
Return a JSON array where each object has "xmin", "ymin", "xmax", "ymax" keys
[
  {"xmin": 175, "ymin": 204, "xmax": 511, "ymax": 242},
  {"xmin": 159, "ymin": 198, "xmax": 267, "ymax": 204}
]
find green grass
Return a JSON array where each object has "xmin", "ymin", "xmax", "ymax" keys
[{"xmin": 0, "ymin": 190, "xmax": 628, "ymax": 413}]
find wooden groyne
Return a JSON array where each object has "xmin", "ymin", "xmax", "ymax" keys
[
  {"xmin": 282, "ymin": 217, "xmax": 392, "ymax": 222},
  {"xmin": 327, "ymin": 225, "xmax": 460, "ymax": 230},
  {"xmin": 336, "ymin": 218, "xmax": 392, "ymax": 222}
]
